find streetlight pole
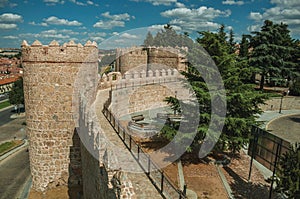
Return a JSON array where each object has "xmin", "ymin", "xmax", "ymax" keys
[
  {"xmin": 279, "ymin": 90, "xmax": 289, "ymax": 113},
  {"xmin": 174, "ymin": 91, "xmax": 177, "ymax": 115}
]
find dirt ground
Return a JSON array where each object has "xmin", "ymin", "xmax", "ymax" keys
[
  {"xmin": 222, "ymin": 151, "xmax": 271, "ymax": 199},
  {"xmin": 139, "ymin": 139, "xmax": 228, "ymax": 199},
  {"xmin": 139, "ymin": 137, "xmax": 271, "ymax": 199},
  {"xmin": 28, "ymin": 185, "xmax": 82, "ymax": 199},
  {"xmin": 183, "ymin": 162, "xmax": 228, "ymax": 199}
]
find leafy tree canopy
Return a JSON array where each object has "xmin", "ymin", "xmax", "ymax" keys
[
  {"xmin": 145, "ymin": 24, "xmax": 268, "ymax": 155},
  {"xmin": 250, "ymin": 20, "xmax": 298, "ymax": 89},
  {"xmin": 9, "ymin": 77, "xmax": 24, "ymax": 106}
]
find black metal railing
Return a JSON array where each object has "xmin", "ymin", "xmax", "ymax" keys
[
  {"xmin": 102, "ymin": 103, "xmax": 186, "ymax": 199},
  {"xmin": 248, "ymin": 125, "xmax": 292, "ymax": 199}
]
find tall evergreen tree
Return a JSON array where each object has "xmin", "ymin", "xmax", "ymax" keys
[
  {"xmin": 196, "ymin": 27, "xmax": 268, "ymax": 153},
  {"xmin": 144, "ymin": 31, "xmax": 154, "ymax": 46},
  {"xmin": 239, "ymin": 34, "xmax": 251, "ymax": 58},
  {"xmin": 228, "ymin": 29, "xmax": 235, "ymax": 54},
  {"xmin": 149, "ymin": 24, "xmax": 268, "ymax": 154},
  {"xmin": 250, "ymin": 20, "xmax": 297, "ymax": 89}
]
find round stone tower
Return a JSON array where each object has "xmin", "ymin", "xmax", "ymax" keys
[{"xmin": 21, "ymin": 40, "xmax": 98, "ymax": 191}]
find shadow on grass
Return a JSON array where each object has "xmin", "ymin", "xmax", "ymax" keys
[{"xmin": 223, "ymin": 166, "xmax": 272, "ymax": 199}]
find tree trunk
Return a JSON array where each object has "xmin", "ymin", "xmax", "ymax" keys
[{"xmin": 260, "ymin": 73, "xmax": 265, "ymax": 90}]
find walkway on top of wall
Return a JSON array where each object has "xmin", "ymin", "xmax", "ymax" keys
[{"xmin": 94, "ymin": 89, "xmax": 163, "ymax": 199}]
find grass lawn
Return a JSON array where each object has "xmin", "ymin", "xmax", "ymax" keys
[
  {"xmin": 0, "ymin": 140, "xmax": 23, "ymax": 155},
  {"xmin": 0, "ymin": 100, "xmax": 11, "ymax": 110}
]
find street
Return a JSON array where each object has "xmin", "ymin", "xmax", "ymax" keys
[
  {"xmin": 0, "ymin": 114, "xmax": 26, "ymax": 143},
  {"xmin": 0, "ymin": 107, "xmax": 15, "ymax": 127},
  {"xmin": 0, "ymin": 147, "xmax": 30, "ymax": 199},
  {"xmin": 0, "ymin": 107, "xmax": 30, "ymax": 199}
]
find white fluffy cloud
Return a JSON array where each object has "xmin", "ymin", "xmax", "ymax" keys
[
  {"xmin": 101, "ymin": 12, "xmax": 131, "ymax": 21},
  {"xmin": 93, "ymin": 20, "xmax": 125, "ymax": 29},
  {"xmin": 43, "ymin": 0, "xmax": 65, "ymax": 5},
  {"xmin": 175, "ymin": 2, "xmax": 185, "ymax": 8},
  {"xmin": 132, "ymin": 0, "xmax": 177, "ymax": 6},
  {"xmin": 247, "ymin": 24, "xmax": 261, "ymax": 32},
  {"xmin": 222, "ymin": 0, "xmax": 244, "ymax": 5},
  {"xmin": 0, "ymin": 13, "xmax": 22, "ymax": 30},
  {"xmin": 120, "ymin": 33, "xmax": 138, "ymax": 39},
  {"xmin": 29, "ymin": 21, "xmax": 48, "ymax": 27},
  {"xmin": 44, "ymin": 16, "xmax": 82, "ymax": 26},
  {"xmin": 93, "ymin": 12, "xmax": 132, "ymax": 29},
  {"xmin": 249, "ymin": 12, "xmax": 263, "ymax": 21},
  {"xmin": 43, "ymin": 0, "xmax": 98, "ymax": 6},
  {"xmin": 0, "ymin": 23, "xmax": 17, "ymax": 29},
  {"xmin": 19, "ymin": 29, "xmax": 71, "ymax": 41},
  {"xmin": 3, "ymin": 35, "xmax": 18, "ymax": 39},
  {"xmin": 147, "ymin": 24, "xmax": 182, "ymax": 34},
  {"xmin": 88, "ymin": 32, "xmax": 106, "ymax": 42},
  {"xmin": 0, "ymin": 13, "xmax": 23, "ymax": 23},
  {"xmin": 161, "ymin": 6, "xmax": 231, "ymax": 32},
  {"xmin": 248, "ymin": 0, "xmax": 300, "ymax": 37}
]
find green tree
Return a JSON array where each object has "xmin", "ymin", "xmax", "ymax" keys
[
  {"xmin": 272, "ymin": 143, "xmax": 300, "ymax": 198},
  {"xmin": 228, "ymin": 29, "xmax": 236, "ymax": 54},
  {"xmin": 196, "ymin": 27, "xmax": 268, "ymax": 153},
  {"xmin": 239, "ymin": 34, "xmax": 251, "ymax": 58},
  {"xmin": 144, "ymin": 24, "xmax": 193, "ymax": 48},
  {"xmin": 144, "ymin": 31, "xmax": 154, "ymax": 46},
  {"xmin": 9, "ymin": 78, "xmax": 24, "ymax": 113},
  {"xmin": 149, "ymin": 24, "xmax": 268, "ymax": 154},
  {"xmin": 250, "ymin": 20, "xmax": 297, "ymax": 89},
  {"xmin": 289, "ymin": 40, "xmax": 300, "ymax": 96},
  {"xmin": 99, "ymin": 54, "xmax": 115, "ymax": 68}
]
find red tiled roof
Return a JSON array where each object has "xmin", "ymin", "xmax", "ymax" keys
[{"xmin": 0, "ymin": 76, "xmax": 20, "ymax": 85}]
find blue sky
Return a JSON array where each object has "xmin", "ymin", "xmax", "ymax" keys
[{"xmin": 0, "ymin": 0, "xmax": 300, "ymax": 48}]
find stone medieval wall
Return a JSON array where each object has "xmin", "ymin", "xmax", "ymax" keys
[
  {"xmin": 115, "ymin": 46, "xmax": 188, "ymax": 74},
  {"xmin": 22, "ymin": 40, "xmax": 98, "ymax": 192},
  {"xmin": 116, "ymin": 47, "xmax": 147, "ymax": 74},
  {"xmin": 99, "ymin": 69, "xmax": 193, "ymax": 118}
]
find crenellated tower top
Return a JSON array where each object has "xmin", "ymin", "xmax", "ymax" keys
[{"xmin": 22, "ymin": 40, "xmax": 98, "ymax": 63}]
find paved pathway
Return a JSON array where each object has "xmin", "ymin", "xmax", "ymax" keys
[
  {"xmin": 0, "ymin": 106, "xmax": 15, "ymax": 127},
  {"xmin": 95, "ymin": 89, "xmax": 163, "ymax": 198},
  {"xmin": 257, "ymin": 109, "xmax": 300, "ymax": 128},
  {"xmin": 0, "ymin": 116, "xmax": 26, "ymax": 144}
]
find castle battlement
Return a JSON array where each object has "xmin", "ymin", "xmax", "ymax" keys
[
  {"xmin": 115, "ymin": 46, "xmax": 188, "ymax": 74},
  {"xmin": 98, "ymin": 68, "xmax": 182, "ymax": 90},
  {"xmin": 22, "ymin": 40, "xmax": 98, "ymax": 63},
  {"xmin": 116, "ymin": 45, "xmax": 188, "ymax": 57}
]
